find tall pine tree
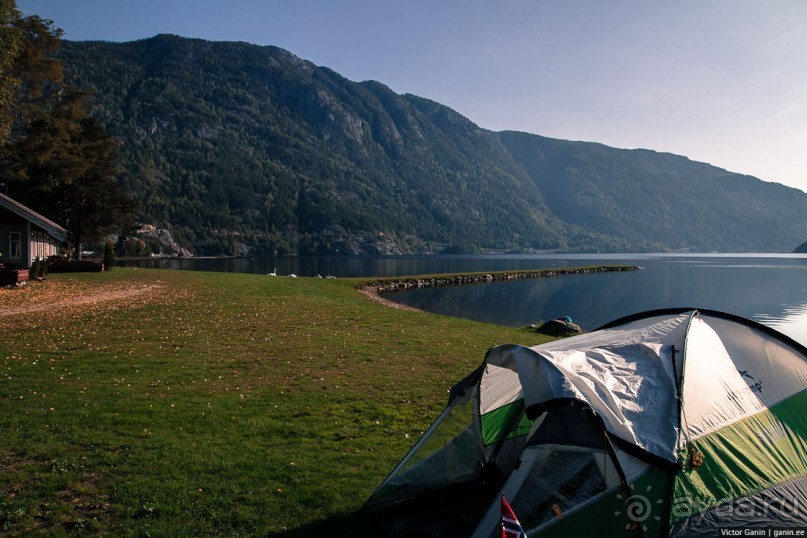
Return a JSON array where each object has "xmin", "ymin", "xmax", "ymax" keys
[{"xmin": 12, "ymin": 88, "xmax": 136, "ymax": 258}]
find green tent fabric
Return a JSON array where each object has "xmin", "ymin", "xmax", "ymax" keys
[{"xmin": 363, "ymin": 308, "xmax": 807, "ymax": 537}]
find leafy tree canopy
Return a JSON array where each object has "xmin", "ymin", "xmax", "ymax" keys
[{"xmin": 0, "ymin": 0, "xmax": 23, "ymax": 142}]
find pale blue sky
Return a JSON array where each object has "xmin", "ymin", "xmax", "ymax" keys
[{"xmin": 18, "ymin": 0, "xmax": 807, "ymax": 191}]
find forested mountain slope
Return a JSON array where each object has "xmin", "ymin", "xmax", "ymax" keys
[
  {"xmin": 57, "ymin": 35, "xmax": 807, "ymax": 254},
  {"xmin": 498, "ymin": 131, "xmax": 807, "ymax": 252}
]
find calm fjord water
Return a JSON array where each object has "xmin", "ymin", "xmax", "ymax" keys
[{"xmin": 122, "ymin": 254, "xmax": 807, "ymax": 345}]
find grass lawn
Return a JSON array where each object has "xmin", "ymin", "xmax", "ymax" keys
[{"xmin": 0, "ymin": 268, "xmax": 553, "ymax": 536}]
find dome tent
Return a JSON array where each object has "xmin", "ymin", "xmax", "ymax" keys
[{"xmin": 363, "ymin": 309, "xmax": 807, "ymax": 536}]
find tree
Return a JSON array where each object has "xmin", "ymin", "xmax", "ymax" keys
[
  {"xmin": 1, "ymin": 5, "xmax": 63, "ymax": 145},
  {"xmin": 0, "ymin": 6, "xmax": 137, "ymax": 258},
  {"xmin": 9, "ymin": 88, "xmax": 136, "ymax": 258},
  {"xmin": 0, "ymin": 0, "xmax": 22, "ymax": 144},
  {"xmin": 63, "ymin": 109, "xmax": 138, "ymax": 259},
  {"xmin": 102, "ymin": 240, "xmax": 115, "ymax": 270}
]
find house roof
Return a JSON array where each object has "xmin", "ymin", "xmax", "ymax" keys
[{"xmin": 0, "ymin": 192, "xmax": 68, "ymax": 242}]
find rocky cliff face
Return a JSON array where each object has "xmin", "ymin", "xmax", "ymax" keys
[{"xmin": 115, "ymin": 225, "xmax": 193, "ymax": 257}]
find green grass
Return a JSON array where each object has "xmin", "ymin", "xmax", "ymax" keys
[{"xmin": 0, "ymin": 268, "xmax": 553, "ymax": 536}]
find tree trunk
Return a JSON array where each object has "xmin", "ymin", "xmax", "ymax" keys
[{"xmin": 73, "ymin": 217, "xmax": 82, "ymax": 260}]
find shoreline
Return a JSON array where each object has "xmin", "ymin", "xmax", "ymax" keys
[{"xmin": 358, "ymin": 286, "xmax": 429, "ymax": 313}]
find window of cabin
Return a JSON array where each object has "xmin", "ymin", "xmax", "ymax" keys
[{"xmin": 9, "ymin": 231, "xmax": 21, "ymax": 259}]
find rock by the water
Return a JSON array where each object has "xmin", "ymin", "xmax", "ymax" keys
[{"xmin": 535, "ymin": 317, "xmax": 584, "ymax": 337}]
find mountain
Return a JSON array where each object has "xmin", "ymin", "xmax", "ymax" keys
[
  {"xmin": 498, "ymin": 132, "xmax": 807, "ymax": 252},
  {"xmin": 56, "ymin": 34, "xmax": 807, "ymax": 255}
]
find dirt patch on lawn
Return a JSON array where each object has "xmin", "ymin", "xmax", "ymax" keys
[
  {"xmin": 358, "ymin": 285, "xmax": 427, "ymax": 313},
  {"xmin": 0, "ymin": 278, "xmax": 181, "ymax": 320},
  {"xmin": 0, "ymin": 450, "xmax": 111, "ymax": 534}
]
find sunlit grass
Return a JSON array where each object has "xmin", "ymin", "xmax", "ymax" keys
[{"xmin": 0, "ymin": 268, "xmax": 551, "ymax": 535}]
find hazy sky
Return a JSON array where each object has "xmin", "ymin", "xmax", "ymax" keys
[{"xmin": 18, "ymin": 0, "xmax": 807, "ymax": 191}]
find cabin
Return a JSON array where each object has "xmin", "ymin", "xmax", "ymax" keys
[{"xmin": 0, "ymin": 193, "xmax": 67, "ymax": 282}]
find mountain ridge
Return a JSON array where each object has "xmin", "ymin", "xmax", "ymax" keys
[{"xmin": 55, "ymin": 34, "xmax": 807, "ymax": 255}]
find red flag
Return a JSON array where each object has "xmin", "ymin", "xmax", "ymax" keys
[{"xmin": 501, "ymin": 495, "xmax": 527, "ymax": 538}]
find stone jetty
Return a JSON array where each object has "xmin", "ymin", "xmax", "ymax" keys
[{"xmin": 363, "ymin": 265, "xmax": 640, "ymax": 295}]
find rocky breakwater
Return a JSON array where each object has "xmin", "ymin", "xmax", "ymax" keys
[{"xmin": 363, "ymin": 265, "xmax": 640, "ymax": 295}]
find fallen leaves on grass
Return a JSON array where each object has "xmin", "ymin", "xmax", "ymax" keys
[{"xmin": 0, "ymin": 278, "xmax": 189, "ymax": 323}]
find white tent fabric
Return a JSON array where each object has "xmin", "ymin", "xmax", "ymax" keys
[
  {"xmin": 519, "ymin": 343, "xmax": 678, "ymax": 460},
  {"xmin": 683, "ymin": 315, "xmax": 807, "ymax": 438},
  {"xmin": 679, "ymin": 316, "xmax": 768, "ymax": 440},
  {"xmin": 490, "ymin": 309, "xmax": 807, "ymax": 460},
  {"xmin": 484, "ymin": 312, "xmax": 690, "ymax": 462},
  {"xmin": 479, "ymin": 360, "xmax": 522, "ymax": 416}
]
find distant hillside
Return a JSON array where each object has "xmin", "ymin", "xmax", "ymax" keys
[
  {"xmin": 498, "ymin": 132, "xmax": 807, "ymax": 252},
  {"xmin": 56, "ymin": 35, "xmax": 807, "ymax": 255}
]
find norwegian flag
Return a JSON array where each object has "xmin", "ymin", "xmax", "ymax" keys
[{"xmin": 501, "ymin": 495, "xmax": 527, "ymax": 538}]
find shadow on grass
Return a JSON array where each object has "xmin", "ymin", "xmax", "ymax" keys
[
  {"xmin": 270, "ymin": 482, "xmax": 495, "ymax": 538},
  {"xmin": 266, "ymin": 510, "xmax": 382, "ymax": 538}
]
